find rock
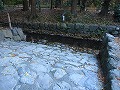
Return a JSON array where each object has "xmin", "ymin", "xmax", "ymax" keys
[
  {"xmin": 30, "ymin": 63, "xmax": 48, "ymax": 74},
  {"xmin": 101, "ymin": 33, "xmax": 120, "ymax": 90},
  {"xmin": 44, "ymin": 23, "xmax": 49, "ymax": 30},
  {"xmin": 63, "ymin": 61, "xmax": 81, "ymax": 67},
  {"xmin": 106, "ymin": 33, "xmax": 115, "ymax": 42},
  {"xmin": 0, "ymin": 30, "xmax": 4, "ymax": 41},
  {"xmin": 2, "ymin": 29, "xmax": 13, "ymax": 39},
  {"xmin": 99, "ymin": 25, "xmax": 107, "ymax": 31},
  {"xmin": 14, "ymin": 28, "xmax": 26, "ymax": 40},
  {"xmin": 54, "ymin": 68, "xmax": 67, "ymax": 79},
  {"xmin": 37, "ymin": 73, "xmax": 53, "ymax": 89},
  {"xmin": 111, "ymin": 31, "xmax": 119, "ymax": 35},
  {"xmin": 0, "ymin": 48, "xmax": 12, "ymax": 55},
  {"xmin": 89, "ymin": 24, "xmax": 99, "ymax": 31},
  {"xmin": 69, "ymin": 73, "xmax": 85, "ymax": 85},
  {"xmin": 18, "ymin": 66, "xmax": 37, "ymax": 85},
  {"xmin": 106, "ymin": 26, "xmax": 117, "ymax": 32},
  {"xmin": 0, "ymin": 57, "xmax": 12, "ymax": 66},
  {"xmin": 110, "ymin": 69, "xmax": 120, "ymax": 79},
  {"xmin": 13, "ymin": 36, "xmax": 21, "ymax": 41},
  {"xmin": 60, "ymin": 23, "xmax": 67, "ymax": 29},
  {"xmin": 18, "ymin": 53, "xmax": 31, "ymax": 58},
  {"xmin": 18, "ymin": 83, "xmax": 40, "ymax": 90},
  {"xmin": 11, "ymin": 28, "xmax": 18, "ymax": 36},
  {"xmin": 109, "ymin": 58, "xmax": 118, "ymax": 68},
  {"xmin": 39, "ymin": 23, "xmax": 44, "ymax": 30},
  {"xmin": 66, "ymin": 23, "xmax": 75, "ymax": 33},
  {"xmin": 33, "ymin": 47, "xmax": 45, "ymax": 53},
  {"xmin": 32, "ymin": 23, "xmax": 39, "ymax": 30},
  {"xmin": 1, "ymin": 66, "xmax": 17, "ymax": 76},
  {"xmin": 9, "ymin": 56, "xmax": 23, "ymax": 65},
  {"xmin": 75, "ymin": 23, "xmax": 81, "ymax": 30},
  {"xmin": 49, "ymin": 23, "xmax": 57, "ymax": 31},
  {"xmin": 84, "ymin": 65, "xmax": 98, "ymax": 72},
  {"xmin": 108, "ymin": 42, "xmax": 119, "ymax": 50},
  {"xmin": 0, "ymin": 75, "xmax": 17, "ymax": 90},
  {"xmin": 73, "ymin": 86, "xmax": 86, "ymax": 90},
  {"xmin": 85, "ymin": 78, "xmax": 101, "ymax": 90},
  {"xmin": 21, "ymin": 45, "xmax": 36, "ymax": 53},
  {"xmin": 111, "ymin": 79, "xmax": 120, "ymax": 90},
  {"xmin": 53, "ymin": 81, "xmax": 71, "ymax": 90},
  {"xmin": 14, "ymin": 85, "xmax": 21, "ymax": 90}
]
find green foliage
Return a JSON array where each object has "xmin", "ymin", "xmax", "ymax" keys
[
  {"xmin": 4, "ymin": 0, "xmax": 22, "ymax": 5},
  {"xmin": 85, "ymin": 0, "xmax": 102, "ymax": 8},
  {"xmin": 114, "ymin": 3, "xmax": 120, "ymax": 22},
  {"xmin": 109, "ymin": 0, "xmax": 116, "ymax": 11},
  {"xmin": 0, "ymin": 0, "xmax": 4, "ymax": 10},
  {"xmin": 93, "ymin": 0, "xmax": 102, "ymax": 8},
  {"xmin": 15, "ymin": 0, "xmax": 22, "ymax": 5},
  {"xmin": 63, "ymin": 0, "xmax": 71, "ymax": 8}
]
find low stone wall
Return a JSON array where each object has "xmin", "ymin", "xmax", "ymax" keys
[
  {"xmin": 0, "ymin": 27, "xmax": 26, "ymax": 41},
  {"xmin": 99, "ymin": 33, "xmax": 120, "ymax": 90},
  {"xmin": 0, "ymin": 22, "xmax": 120, "ymax": 40}
]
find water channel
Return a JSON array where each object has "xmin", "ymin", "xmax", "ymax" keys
[{"xmin": 0, "ymin": 32, "xmax": 104, "ymax": 90}]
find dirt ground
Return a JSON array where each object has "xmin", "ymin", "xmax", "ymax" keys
[{"xmin": 0, "ymin": 7, "xmax": 120, "ymax": 25}]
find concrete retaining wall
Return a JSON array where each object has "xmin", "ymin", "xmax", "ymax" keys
[
  {"xmin": 0, "ymin": 22, "xmax": 120, "ymax": 40},
  {"xmin": 99, "ymin": 33, "xmax": 120, "ymax": 90}
]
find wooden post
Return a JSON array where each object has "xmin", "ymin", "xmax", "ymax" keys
[{"xmin": 7, "ymin": 13, "xmax": 12, "ymax": 29}]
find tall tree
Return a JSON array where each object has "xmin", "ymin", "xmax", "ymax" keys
[
  {"xmin": 115, "ymin": 0, "xmax": 120, "ymax": 3},
  {"xmin": 29, "ymin": 0, "xmax": 31, "ymax": 6},
  {"xmin": 99, "ymin": 0, "xmax": 111, "ymax": 16},
  {"xmin": 77, "ymin": 0, "xmax": 80, "ymax": 5},
  {"xmin": 31, "ymin": 0, "xmax": 37, "ymax": 18},
  {"xmin": 71, "ymin": 0, "xmax": 77, "ymax": 17},
  {"xmin": 55, "ymin": 0, "xmax": 61, "ymax": 8},
  {"xmin": 50, "ymin": 0, "xmax": 53, "ymax": 9},
  {"xmin": 36, "ymin": 0, "xmax": 41, "ymax": 11},
  {"xmin": 22, "ymin": 0, "xmax": 29, "ymax": 11}
]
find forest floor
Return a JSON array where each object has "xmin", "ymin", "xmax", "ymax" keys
[{"xmin": 0, "ymin": 7, "xmax": 120, "ymax": 26}]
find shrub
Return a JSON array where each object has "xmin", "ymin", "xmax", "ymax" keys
[
  {"xmin": 0, "ymin": 0, "xmax": 4, "ymax": 11},
  {"xmin": 114, "ymin": 3, "xmax": 120, "ymax": 22}
]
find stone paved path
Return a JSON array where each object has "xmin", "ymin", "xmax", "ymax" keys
[{"xmin": 0, "ymin": 40, "xmax": 103, "ymax": 90}]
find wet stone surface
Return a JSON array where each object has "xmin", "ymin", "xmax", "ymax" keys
[{"xmin": 0, "ymin": 40, "xmax": 103, "ymax": 90}]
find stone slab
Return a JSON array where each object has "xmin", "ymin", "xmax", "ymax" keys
[
  {"xmin": 0, "ymin": 30, "xmax": 4, "ymax": 41},
  {"xmin": 13, "ymin": 36, "xmax": 21, "ymax": 41},
  {"xmin": 2, "ymin": 29, "xmax": 13, "ymax": 39},
  {"xmin": 11, "ymin": 28, "xmax": 18, "ymax": 36},
  {"xmin": 15, "ymin": 27, "xmax": 26, "ymax": 40}
]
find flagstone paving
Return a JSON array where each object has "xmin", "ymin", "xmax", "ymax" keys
[{"xmin": 0, "ymin": 40, "xmax": 103, "ymax": 90}]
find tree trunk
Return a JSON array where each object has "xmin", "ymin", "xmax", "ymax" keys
[
  {"xmin": 29, "ymin": 0, "xmax": 31, "ymax": 7},
  {"xmin": 36, "ymin": 0, "xmax": 41, "ymax": 11},
  {"xmin": 77, "ymin": 0, "xmax": 80, "ymax": 5},
  {"xmin": 31, "ymin": 0, "xmax": 37, "ymax": 18},
  {"xmin": 71, "ymin": 0, "xmax": 77, "ymax": 17},
  {"xmin": 115, "ymin": 0, "xmax": 120, "ymax": 4},
  {"xmin": 99, "ymin": 0, "xmax": 111, "ymax": 16},
  {"xmin": 55, "ymin": 0, "xmax": 61, "ymax": 8},
  {"xmin": 1, "ymin": 0, "xmax": 4, "ymax": 6},
  {"xmin": 23, "ymin": 0, "xmax": 29, "ymax": 11},
  {"xmin": 50, "ymin": 0, "xmax": 53, "ymax": 9},
  {"xmin": 80, "ymin": 0, "xmax": 87, "ymax": 12}
]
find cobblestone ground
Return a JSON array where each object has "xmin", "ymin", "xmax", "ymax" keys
[{"xmin": 0, "ymin": 40, "xmax": 103, "ymax": 90}]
